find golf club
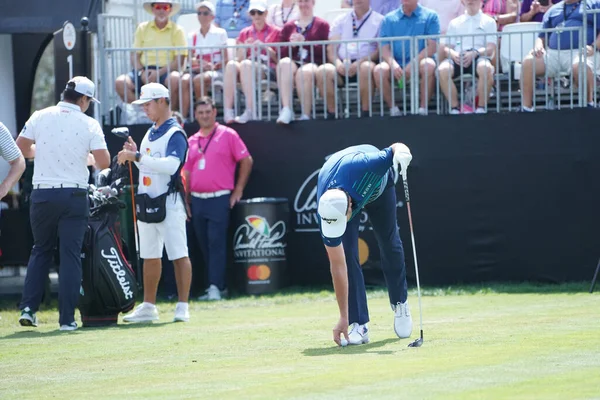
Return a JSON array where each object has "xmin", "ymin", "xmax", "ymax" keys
[
  {"xmin": 590, "ymin": 257, "xmax": 600, "ymax": 293},
  {"xmin": 402, "ymin": 176, "xmax": 424, "ymax": 348},
  {"xmin": 110, "ymin": 127, "xmax": 142, "ymax": 287}
]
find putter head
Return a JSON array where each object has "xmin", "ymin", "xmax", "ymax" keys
[
  {"xmin": 111, "ymin": 127, "xmax": 130, "ymax": 140},
  {"xmin": 407, "ymin": 338, "xmax": 423, "ymax": 348}
]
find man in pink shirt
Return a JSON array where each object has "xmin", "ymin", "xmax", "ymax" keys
[{"xmin": 184, "ymin": 97, "xmax": 253, "ymax": 301}]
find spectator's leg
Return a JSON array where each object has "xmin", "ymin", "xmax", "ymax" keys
[
  {"xmin": 277, "ymin": 57, "xmax": 298, "ymax": 109},
  {"xmin": 521, "ymin": 54, "xmax": 546, "ymax": 109},
  {"xmin": 167, "ymin": 71, "xmax": 181, "ymax": 111},
  {"xmin": 115, "ymin": 74, "xmax": 136, "ymax": 103},
  {"xmin": 373, "ymin": 61, "xmax": 394, "ymax": 109},
  {"xmin": 359, "ymin": 61, "xmax": 375, "ymax": 113},
  {"xmin": 295, "ymin": 64, "xmax": 318, "ymax": 117},
  {"xmin": 315, "ymin": 63, "xmax": 337, "ymax": 114},
  {"xmin": 239, "ymin": 60, "xmax": 256, "ymax": 112},
  {"xmin": 224, "ymin": 60, "xmax": 240, "ymax": 110},
  {"xmin": 476, "ymin": 59, "xmax": 495, "ymax": 108},
  {"xmin": 181, "ymin": 73, "xmax": 192, "ymax": 119},
  {"xmin": 571, "ymin": 57, "xmax": 596, "ymax": 105},
  {"xmin": 419, "ymin": 58, "xmax": 436, "ymax": 109},
  {"xmin": 437, "ymin": 60, "xmax": 458, "ymax": 108}
]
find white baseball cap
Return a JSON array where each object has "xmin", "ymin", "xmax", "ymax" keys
[
  {"xmin": 132, "ymin": 83, "xmax": 170, "ymax": 105},
  {"xmin": 67, "ymin": 76, "xmax": 100, "ymax": 104},
  {"xmin": 249, "ymin": 0, "xmax": 268, "ymax": 12},
  {"xmin": 195, "ymin": 1, "xmax": 215, "ymax": 14},
  {"xmin": 318, "ymin": 189, "xmax": 349, "ymax": 239}
]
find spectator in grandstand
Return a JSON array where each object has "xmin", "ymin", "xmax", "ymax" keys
[
  {"xmin": 419, "ymin": 0, "xmax": 464, "ymax": 34},
  {"xmin": 268, "ymin": 0, "xmax": 300, "ymax": 28},
  {"xmin": 481, "ymin": 0, "xmax": 519, "ymax": 31},
  {"xmin": 184, "ymin": 97, "xmax": 253, "ymax": 301},
  {"xmin": 215, "ymin": 0, "xmax": 252, "ymax": 38},
  {"xmin": 521, "ymin": 0, "xmax": 600, "ymax": 111},
  {"xmin": 0, "ymin": 122, "xmax": 25, "ymax": 206},
  {"xmin": 223, "ymin": 0, "xmax": 281, "ymax": 124},
  {"xmin": 520, "ymin": 0, "xmax": 560, "ymax": 23},
  {"xmin": 317, "ymin": 0, "xmax": 384, "ymax": 117},
  {"xmin": 276, "ymin": 0, "xmax": 330, "ymax": 123},
  {"xmin": 437, "ymin": 0, "xmax": 497, "ymax": 114},
  {"xmin": 180, "ymin": 1, "xmax": 229, "ymax": 120},
  {"xmin": 341, "ymin": 0, "xmax": 400, "ymax": 16},
  {"xmin": 373, "ymin": 0, "xmax": 440, "ymax": 116},
  {"xmin": 115, "ymin": 1, "xmax": 186, "ymax": 110}
]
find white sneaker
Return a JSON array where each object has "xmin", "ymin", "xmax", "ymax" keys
[
  {"xmin": 475, "ymin": 107, "xmax": 487, "ymax": 114},
  {"xmin": 173, "ymin": 302, "xmax": 190, "ymax": 322},
  {"xmin": 418, "ymin": 107, "xmax": 427, "ymax": 115},
  {"xmin": 390, "ymin": 106, "xmax": 401, "ymax": 117},
  {"xmin": 298, "ymin": 114, "xmax": 310, "ymax": 121},
  {"xmin": 223, "ymin": 109, "xmax": 235, "ymax": 124},
  {"xmin": 235, "ymin": 109, "xmax": 254, "ymax": 124},
  {"xmin": 348, "ymin": 322, "xmax": 370, "ymax": 345},
  {"xmin": 393, "ymin": 301, "xmax": 413, "ymax": 339},
  {"xmin": 59, "ymin": 322, "xmax": 78, "ymax": 331},
  {"xmin": 276, "ymin": 107, "xmax": 294, "ymax": 124},
  {"xmin": 122, "ymin": 302, "xmax": 159, "ymax": 323},
  {"xmin": 198, "ymin": 284, "xmax": 222, "ymax": 301},
  {"xmin": 450, "ymin": 108, "xmax": 460, "ymax": 115}
]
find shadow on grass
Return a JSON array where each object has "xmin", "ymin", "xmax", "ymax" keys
[
  {"xmin": 0, "ymin": 321, "xmax": 172, "ymax": 340},
  {"xmin": 302, "ymin": 338, "xmax": 402, "ymax": 356}
]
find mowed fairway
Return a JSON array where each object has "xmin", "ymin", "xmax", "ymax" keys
[{"xmin": 1, "ymin": 283, "xmax": 599, "ymax": 399}]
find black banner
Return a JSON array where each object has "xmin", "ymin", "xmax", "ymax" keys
[{"xmin": 101, "ymin": 109, "xmax": 600, "ymax": 286}]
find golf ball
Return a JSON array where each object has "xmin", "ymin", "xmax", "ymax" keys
[{"xmin": 340, "ymin": 338, "xmax": 348, "ymax": 347}]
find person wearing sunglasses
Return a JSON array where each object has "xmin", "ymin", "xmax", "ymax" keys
[
  {"xmin": 115, "ymin": 1, "xmax": 187, "ymax": 112},
  {"xmin": 181, "ymin": 1, "xmax": 229, "ymax": 120},
  {"xmin": 276, "ymin": 0, "xmax": 330, "ymax": 124},
  {"xmin": 214, "ymin": 0, "xmax": 253, "ymax": 38},
  {"xmin": 223, "ymin": 0, "xmax": 281, "ymax": 124}
]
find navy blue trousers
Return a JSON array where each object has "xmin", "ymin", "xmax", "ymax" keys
[
  {"xmin": 343, "ymin": 176, "xmax": 408, "ymax": 325},
  {"xmin": 191, "ymin": 195, "xmax": 230, "ymax": 290},
  {"xmin": 20, "ymin": 188, "xmax": 89, "ymax": 326}
]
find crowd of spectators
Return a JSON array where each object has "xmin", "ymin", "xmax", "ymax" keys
[{"xmin": 114, "ymin": 0, "xmax": 600, "ymax": 122}]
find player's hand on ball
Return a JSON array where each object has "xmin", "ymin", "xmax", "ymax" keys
[{"xmin": 333, "ymin": 317, "xmax": 349, "ymax": 347}]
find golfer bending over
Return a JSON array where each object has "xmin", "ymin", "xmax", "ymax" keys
[{"xmin": 317, "ymin": 143, "xmax": 413, "ymax": 346}]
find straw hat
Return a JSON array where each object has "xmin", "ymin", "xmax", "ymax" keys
[{"xmin": 143, "ymin": 1, "xmax": 181, "ymax": 18}]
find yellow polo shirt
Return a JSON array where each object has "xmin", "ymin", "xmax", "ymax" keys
[{"xmin": 133, "ymin": 20, "xmax": 187, "ymax": 68}]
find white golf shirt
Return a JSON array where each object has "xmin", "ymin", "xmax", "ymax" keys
[
  {"xmin": 188, "ymin": 25, "xmax": 229, "ymax": 64},
  {"xmin": 444, "ymin": 10, "xmax": 497, "ymax": 54},
  {"xmin": 20, "ymin": 102, "xmax": 107, "ymax": 188}
]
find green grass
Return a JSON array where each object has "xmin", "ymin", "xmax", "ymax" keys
[{"xmin": 1, "ymin": 283, "xmax": 599, "ymax": 399}]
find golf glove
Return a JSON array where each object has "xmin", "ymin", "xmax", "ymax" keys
[{"xmin": 393, "ymin": 144, "xmax": 412, "ymax": 180}]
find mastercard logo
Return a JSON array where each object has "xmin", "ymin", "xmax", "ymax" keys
[
  {"xmin": 247, "ymin": 264, "xmax": 271, "ymax": 281},
  {"xmin": 142, "ymin": 176, "xmax": 152, "ymax": 186}
]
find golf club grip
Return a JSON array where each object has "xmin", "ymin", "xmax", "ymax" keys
[{"xmin": 403, "ymin": 178, "xmax": 410, "ymax": 203}]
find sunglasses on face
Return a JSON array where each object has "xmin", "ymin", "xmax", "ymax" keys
[
  {"xmin": 152, "ymin": 3, "xmax": 172, "ymax": 11},
  {"xmin": 197, "ymin": 10, "xmax": 211, "ymax": 16},
  {"xmin": 250, "ymin": 10, "xmax": 265, "ymax": 16}
]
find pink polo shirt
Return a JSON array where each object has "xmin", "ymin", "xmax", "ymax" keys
[{"xmin": 184, "ymin": 123, "xmax": 250, "ymax": 193}]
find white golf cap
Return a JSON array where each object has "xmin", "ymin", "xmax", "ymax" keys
[
  {"xmin": 67, "ymin": 76, "xmax": 100, "ymax": 104},
  {"xmin": 248, "ymin": 0, "xmax": 268, "ymax": 12},
  {"xmin": 195, "ymin": 0, "xmax": 215, "ymax": 14},
  {"xmin": 318, "ymin": 189, "xmax": 349, "ymax": 239},
  {"xmin": 132, "ymin": 83, "xmax": 170, "ymax": 105}
]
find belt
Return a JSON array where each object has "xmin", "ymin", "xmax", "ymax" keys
[
  {"xmin": 35, "ymin": 183, "xmax": 84, "ymax": 189},
  {"xmin": 191, "ymin": 190, "xmax": 231, "ymax": 199}
]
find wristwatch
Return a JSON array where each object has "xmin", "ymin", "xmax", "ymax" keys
[{"xmin": 135, "ymin": 151, "xmax": 141, "ymax": 162}]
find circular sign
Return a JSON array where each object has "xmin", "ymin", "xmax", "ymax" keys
[{"xmin": 63, "ymin": 22, "xmax": 76, "ymax": 51}]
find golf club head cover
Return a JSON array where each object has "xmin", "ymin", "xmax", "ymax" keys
[{"xmin": 393, "ymin": 143, "xmax": 412, "ymax": 180}]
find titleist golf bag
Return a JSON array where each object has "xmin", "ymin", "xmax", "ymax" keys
[{"xmin": 79, "ymin": 189, "xmax": 137, "ymax": 327}]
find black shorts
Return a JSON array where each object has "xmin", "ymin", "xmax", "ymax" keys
[{"xmin": 446, "ymin": 57, "xmax": 489, "ymax": 79}]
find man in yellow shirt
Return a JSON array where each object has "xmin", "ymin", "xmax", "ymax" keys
[{"xmin": 115, "ymin": 1, "xmax": 187, "ymax": 110}]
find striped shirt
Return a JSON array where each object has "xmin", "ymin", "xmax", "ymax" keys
[{"xmin": 0, "ymin": 122, "xmax": 21, "ymax": 163}]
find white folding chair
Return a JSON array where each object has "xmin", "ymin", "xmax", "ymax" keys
[{"xmin": 500, "ymin": 22, "xmax": 542, "ymax": 80}]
